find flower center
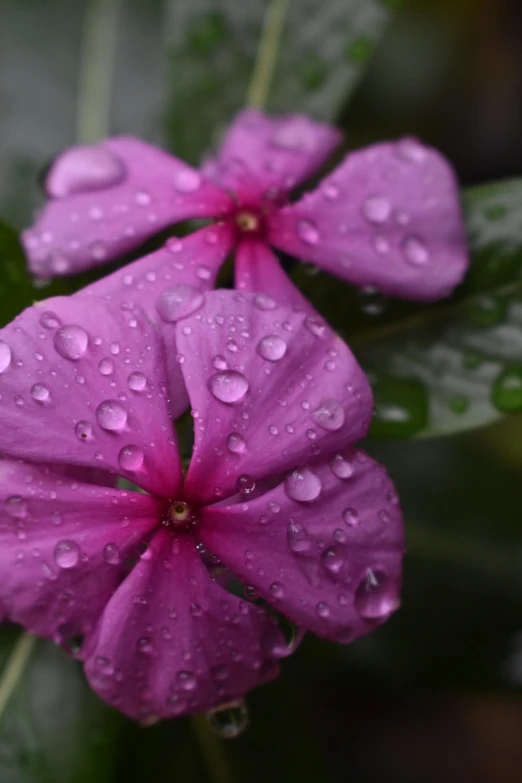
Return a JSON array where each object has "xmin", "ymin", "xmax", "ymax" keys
[
  {"xmin": 235, "ymin": 210, "xmax": 261, "ymax": 234},
  {"xmin": 164, "ymin": 500, "xmax": 198, "ymax": 530}
]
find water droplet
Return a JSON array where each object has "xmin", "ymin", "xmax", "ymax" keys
[
  {"xmin": 304, "ymin": 315, "xmax": 327, "ymax": 338},
  {"xmin": 174, "ymin": 169, "xmax": 201, "ymax": 193},
  {"xmin": 363, "ymin": 195, "xmax": 391, "ymax": 223},
  {"xmin": 118, "ymin": 444, "xmax": 144, "ymax": 471},
  {"xmin": 46, "ymin": 145, "xmax": 126, "ymax": 198},
  {"xmin": 98, "ymin": 358, "xmax": 115, "ymax": 376},
  {"xmin": 373, "ymin": 235, "xmax": 390, "ymax": 254},
  {"xmin": 135, "ymin": 189, "xmax": 151, "ymax": 206},
  {"xmin": 39, "ymin": 311, "xmax": 61, "ymax": 329},
  {"xmin": 54, "ymin": 325, "xmax": 89, "ymax": 360},
  {"xmin": 256, "ymin": 334, "xmax": 287, "ymax": 362},
  {"xmin": 0, "ymin": 340, "xmax": 12, "ymax": 373},
  {"xmin": 354, "ymin": 568, "xmax": 399, "ymax": 619},
  {"xmin": 396, "ymin": 137, "xmax": 426, "ymax": 163},
  {"xmin": 103, "ymin": 543, "xmax": 120, "ymax": 565},
  {"xmin": 176, "ymin": 670, "xmax": 197, "ymax": 691},
  {"xmin": 212, "ymin": 355, "xmax": 227, "ymax": 370},
  {"xmin": 323, "ymin": 183, "xmax": 340, "ymax": 201},
  {"xmin": 343, "ymin": 508, "xmax": 358, "ymax": 527},
  {"xmin": 196, "ymin": 264, "xmax": 212, "ymax": 281},
  {"xmin": 31, "ymin": 383, "xmax": 50, "ymax": 403},
  {"xmin": 54, "ymin": 539, "xmax": 80, "ymax": 569},
  {"xmin": 206, "ymin": 700, "xmax": 249, "ymax": 739},
  {"xmin": 155, "ymin": 284, "xmax": 204, "ymax": 323},
  {"xmin": 209, "ymin": 371, "xmax": 249, "ymax": 404},
  {"xmin": 285, "ymin": 468, "xmax": 322, "ymax": 502},
  {"xmin": 128, "ymin": 372, "xmax": 147, "ymax": 392},
  {"xmin": 321, "ymin": 546, "xmax": 344, "ymax": 574},
  {"xmin": 96, "ymin": 400, "xmax": 128, "ymax": 432},
  {"xmin": 269, "ymin": 581, "xmax": 284, "ymax": 598},
  {"xmin": 253, "ymin": 293, "xmax": 277, "ymax": 311},
  {"xmin": 297, "ymin": 219, "xmax": 320, "ymax": 245},
  {"xmin": 329, "ymin": 454, "xmax": 354, "ymax": 479},
  {"xmin": 75, "ymin": 420, "xmax": 93, "ymax": 441},
  {"xmin": 402, "ymin": 235, "xmax": 429, "ymax": 266},
  {"xmin": 5, "ymin": 496, "xmax": 28, "ymax": 519},
  {"xmin": 312, "ymin": 399, "xmax": 345, "ymax": 431},
  {"xmin": 237, "ymin": 474, "xmax": 256, "ymax": 495},
  {"xmin": 287, "ymin": 520, "xmax": 311, "ymax": 553},
  {"xmin": 492, "ymin": 366, "xmax": 522, "ymax": 412},
  {"xmin": 316, "ymin": 601, "xmax": 330, "ymax": 618},
  {"xmin": 227, "ymin": 432, "xmax": 246, "ymax": 454}
]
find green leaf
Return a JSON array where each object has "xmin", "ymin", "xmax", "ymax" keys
[
  {"xmin": 164, "ymin": 0, "xmax": 400, "ymax": 163},
  {"xmin": 0, "ymin": 631, "xmax": 124, "ymax": 783},
  {"xmin": 293, "ymin": 178, "xmax": 522, "ymax": 438}
]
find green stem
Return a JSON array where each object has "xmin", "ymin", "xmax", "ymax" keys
[
  {"xmin": 191, "ymin": 713, "xmax": 233, "ymax": 783},
  {"xmin": 0, "ymin": 632, "xmax": 37, "ymax": 722},
  {"xmin": 247, "ymin": 0, "xmax": 290, "ymax": 108},
  {"xmin": 76, "ymin": 0, "xmax": 122, "ymax": 143}
]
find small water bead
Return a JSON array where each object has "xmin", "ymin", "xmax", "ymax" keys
[
  {"xmin": 209, "ymin": 370, "xmax": 249, "ymax": 404},
  {"xmin": 237, "ymin": 474, "xmax": 256, "ymax": 495},
  {"xmin": 0, "ymin": 340, "xmax": 12, "ymax": 373},
  {"xmin": 103, "ymin": 543, "xmax": 120, "ymax": 565},
  {"xmin": 46, "ymin": 145, "xmax": 126, "ymax": 198},
  {"xmin": 321, "ymin": 546, "xmax": 344, "ymax": 574},
  {"xmin": 54, "ymin": 325, "xmax": 89, "ymax": 360},
  {"xmin": 363, "ymin": 195, "xmax": 391, "ymax": 224},
  {"xmin": 256, "ymin": 334, "xmax": 287, "ymax": 362},
  {"xmin": 212, "ymin": 355, "xmax": 227, "ymax": 371},
  {"xmin": 402, "ymin": 235, "xmax": 429, "ymax": 266},
  {"xmin": 354, "ymin": 567, "xmax": 399, "ymax": 619},
  {"xmin": 90, "ymin": 241, "xmax": 107, "ymax": 261},
  {"xmin": 226, "ymin": 432, "xmax": 246, "ymax": 454},
  {"xmin": 329, "ymin": 453, "xmax": 354, "ymax": 479},
  {"xmin": 54, "ymin": 539, "xmax": 80, "ymax": 569},
  {"xmin": 5, "ymin": 496, "xmax": 28, "ymax": 519},
  {"xmin": 75, "ymin": 420, "xmax": 93, "ymax": 441},
  {"xmin": 155, "ymin": 284, "xmax": 204, "ymax": 323},
  {"xmin": 96, "ymin": 400, "xmax": 128, "ymax": 432},
  {"xmin": 135, "ymin": 189, "xmax": 152, "ymax": 206},
  {"xmin": 373, "ymin": 235, "xmax": 390, "ymax": 254},
  {"xmin": 119, "ymin": 445, "xmax": 144, "ymax": 472},
  {"xmin": 206, "ymin": 700, "xmax": 249, "ymax": 739},
  {"xmin": 226, "ymin": 338, "xmax": 238, "ymax": 353},
  {"xmin": 174, "ymin": 169, "xmax": 201, "ymax": 193},
  {"xmin": 304, "ymin": 315, "xmax": 327, "ymax": 338},
  {"xmin": 343, "ymin": 507, "xmax": 358, "ymax": 526},
  {"xmin": 196, "ymin": 264, "xmax": 212, "ymax": 281},
  {"xmin": 297, "ymin": 219, "xmax": 320, "ymax": 245},
  {"xmin": 39, "ymin": 311, "xmax": 61, "ymax": 329},
  {"xmin": 98, "ymin": 358, "xmax": 115, "ymax": 376},
  {"xmin": 127, "ymin": 372, "xmax": 147, "ymax": 392},
  {"xmin": 31, "ymin": 383, "xmax": 50, "ymax": 403},
  {"xmin": 396, "ymin": 137, "xmax": 426, "ymax": 163},
  {"xmin": 287, "ymin": 520, "xmax": 311, "ymax": 553},
  {"xmin": 176, "ymin": 670, "xmax": 197, "ymax": 691},
  {"xmin": 323, "ymin": 183, "xmax": 340, "ymax": 201},
  {"xmin": 285, "ymin": 468, "xmax": 322, "ymax": 502},
  {"xmin": 269, "ymin": 582, "xmax": 284, "ymax": 598},
  {"xmin": 253, "ymin": 293, "xmax": 277, "ymax": 311},
  {"xmin": 312, "ymin": 399, "xmax": 345, "ymax": 431},
  {"xmin": 316, "ymin": 601, "xmax": 330, "ymax": 618}
]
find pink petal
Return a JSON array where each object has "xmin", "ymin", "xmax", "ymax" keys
[
  {"xmin": 83, "ymin": 224, "xmax": 236, "ymax": 419},
  {"xmin": 0, "ymin": 458, "xmax": 159, "ymax": 642},
  {"xmin": 200, "ymin": 448, "xmax": 404, "ymax": 642},
  {"xmin": 23, "ymin": 136, "xmax": 234, "ymax": 277},
  {"xmin": 178, "ymin": 291, "xmax": 372, "ymax": 505},
  {"xmin": 202, "ymin": 109, "xmax": 342, "ymax": 203},
  {"xmin": 235, "ymin": 237, "xmax": 313, "ymax": 310},
  {"xmin": 0, "ymin": 296, "xmax": 181, "ymax": 498},
  {"xmin": 84, "ymin": 530, "xmax": 286, "ymax": 722},
  {"xmin": 268, "ymin": 138, "xmax": 468, "ymax": 301}
]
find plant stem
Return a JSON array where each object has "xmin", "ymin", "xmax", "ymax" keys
[
  {"xmin": 191, "ymin": 713, "xmax": 233, "ymax": 783},
  {"xmin": 0, "ymin": 632, "xmax": 37, "ymax": 722},
  {"xmin": 76, "ymin": 0, "xmax": 121, "ymax": 143},
  {"xmin": 247, "ymin": 0, "xmax": 290, "ymax": 108}
]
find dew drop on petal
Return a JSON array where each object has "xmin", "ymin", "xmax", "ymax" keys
[
  {"xmin": 362, "ymin": 195, "xmax": 391, "ymax": 224},
  {"xmin": 321, "ymin": 546, "xmax": 344, "ymax": 574},
  {"xmin": 256, "ymin": 334, "xmax": 287, "ymax": 362},
  {"xmin": 209, "ymin": 371, "xmax": 249, "ymax": 404},
  {"xmin": 128, "ymin": 372, "xmax": 147, "ymax": 392},
  {"xmin": 98, "ymin": 358, "xmax": 115, "ymax": 376},
  {"xmin": 269, "ymin": 582, "xmax": 284, "ymax": 598},
  {"xmin": 354, "ymin": 567, "xmax": 399, "ymax": 619},
  {"xmin": 297, "ymin": 219, "xmax": 320, "ymax": 245},
  {"xmin": 155, "ymin": 284, "xmax": 204, "ymax": 323},
  {"xmin": 329, "ymin": 453, "xmax": 354, "ymax": 479},
  {"xmin": 226, "ymin": 432, "xmax": 246, "ymax": 454},
  {"xmin": 103, "ymin": 543, "xmax": 120, "ymax": 565},
  {"xmin": 402, "ymin": 235, "xmax": 429, "ymax": 266},
  {"xmin": 206, "ymin": 700, "xmax": 249, "ymax": 739},
  {"xmin": 118, "ymin": 444, "xmax": 144, "ymax": 471},
  {"xmin": 343, "ymin": 507, "xmax": 358, "ymax": 527},
  {"xmin": 304, "ymin": 315, "xmax": 327, "ymax": 338},
  {"xmin": 312, "ymin": 399, "xmax": 345, "ymax": 431},
  {"xmin": 31, "ymin": 383, "xmax": 50, "ymax": 403},
  {"xmin": 174, "ymin": 169, "xmax": 201, "ymax": 193},
  {"xmin": 75, "ymin": 420, "xmax": 93, "ymax": 441},
  {"xmin": 253, "ymin": 293, "xmax": 277, "ymax": 311},
  {"xmin": 54, "ymin": 325, "xmax": 89, "ymax": 360},
  {"xmin": 54, "ymin": 539, "xmax": 80, "ymax": 569},
  {"xmin": 39, "ymin": 311, "xmax": 62, "ymax": 330},
  {"xmin": 96, "ymin": 400, "xmax": 128, "ymax": 432},
  {"xmin": 287, "ymin": 520, "xmax": 311, "ymax": 553},
  {"xmin": 0, "ymin": 340, "xmax": 12, "ymax": 373},
  {"xmin": 46, "ymin": 146, "xmax": 126, "ymax": 198},
  {"xmin": 176, "ymin": 670, "xmax": 197, "ymax": 690},
  {"xmin": 5, "ymin": 496, "xmax": 28, "ymax": 519},
  {"xmin": 285, "ymin": 468, "xmax": 322, "ymax": 502},
  {"xmin": 237, "ymin": 474, "xmax": 256, "ymax": 495}
]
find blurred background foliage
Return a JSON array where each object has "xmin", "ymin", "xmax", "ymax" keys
[{"xmin": 1, "ymin": 0, "xmax": 522, "ymax": 781}]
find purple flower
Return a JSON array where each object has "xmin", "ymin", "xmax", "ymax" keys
[
  {"xmin": 24, "ymin": 109, "xmax": 468, "ymax": 303},
  {"xmin": 0, "ymin": 289, "xmax": 403, "ymax": 721}
]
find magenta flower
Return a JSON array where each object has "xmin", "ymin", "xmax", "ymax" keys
[
  {"xmin": 0, "ymin": 289, "xmax": 403, "ymax": 721},
  {"xmin": 23, "ymin": 109, "xmax": 468, "ymax": 303}
]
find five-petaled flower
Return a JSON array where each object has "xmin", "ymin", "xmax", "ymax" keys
[
  {"xmin": 0, "ymin": 289, "xmax": 403, "ymax": 721},
  {"xmin": 23, "ymin": 108, "xmax": 468, "ymax": 305}
]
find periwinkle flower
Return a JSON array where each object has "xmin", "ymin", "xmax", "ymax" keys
[
  {"xmin": 23, "ymin": 108, "xmax": 468, "ymax": 303},
  {"xmin": 0, "ymin": 289, "xmax": 403, "ymax": 721}
]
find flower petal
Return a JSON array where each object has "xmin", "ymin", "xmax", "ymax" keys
[
  {"xmin": 84, "ymin": 530, "xmax": 286, "ymax": 722},
  {"xmin": 202, "ymin": 109, "xmax": 341, "ymax": 202},
  {"xmin": 235, "ymin": 237, "xmax": 313, "ymax": 310},
  {"xmin": 268, "ymin": 138, "xmax": 468, "ymax": 301},
  {"xmin": 179, "ymin": 291, "xmax": 372, "ymax": 505},
  {"xmin": 0, "ymin": 296, "xmax": 181, "ymax": 498},
  {"xmin": 200, "ymin": 448, "xmax": 404, "ymax": 642},
  {"xmin": 0, "ymin": 458, "xmax": 159, "ymax": 641},
  {"xmin": 83, "ymin": 224, "xmax": 236, "ymax": 418},
  {"xmin": 23, "ymin": 136, "xmax": 234, "ymax": 277}
]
